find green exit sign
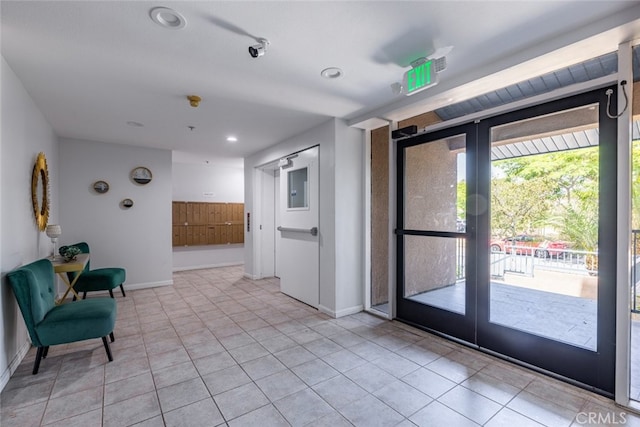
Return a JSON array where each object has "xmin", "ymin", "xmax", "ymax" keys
[{"xmin": 403, "ymin": 60, "xmax": 438, "ymax": 95}]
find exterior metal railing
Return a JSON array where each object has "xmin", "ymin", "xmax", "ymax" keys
[
  {"xmin": 490, "ymin": 252, "xmax": 507, "ymax": 278},
  {"xmin": 456, "ymin": 238, "xmax": 466, "ymax": 280},
  {"xmin": 456, "ymin": 239, "xmax": 601, "ymax": 282},
  {"xmin": 419, "ymin": 232, "xmax": 640, "ymax": 313},
  {"xmin": 534, "ymin": 249, "xmax": 594, "ymax": 275},
  {"xmin": 489, "ymin": 245, "xmax": 597, "ymax": 279}
]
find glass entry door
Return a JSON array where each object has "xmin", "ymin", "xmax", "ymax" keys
[
  {"xmin": 396, "ymin": 86, "xmax": 617, "ymax": 395},
  {"xmin": 396, "ymin": 123, "xmax": 477, "ymax": 343}
]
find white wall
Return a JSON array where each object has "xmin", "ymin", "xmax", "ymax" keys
[
  {"xmin": 173, "ymin": 245, "xmax": 245, "ymax": 271},
  {"xmin": 172, "ymin": 162, "xmax": 243, "ymax": 202},
  {"xmin": 172, "ymin": 162, "xmax": 244, "ymax": 270},
  {"xmin": 58, "ymin": 138, "xmax": 173, "ymax": 289},
  {"xmin": 1, "ymin": 57, "xmax": 60, "ymax": 391},
  {"xmin": 334, "ymin": 120, "xmax": 365, "ymax": 315},
  {"xmin": 244, "ymin": 118, "xmax": 364, "ymax": 317}
]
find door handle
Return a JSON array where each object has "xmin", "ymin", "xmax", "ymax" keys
[{"xmin": 277, "ymin": 226, "xmax": 318, "ymax": 236}]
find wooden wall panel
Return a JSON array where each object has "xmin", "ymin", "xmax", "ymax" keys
[
  {"xmin": 230, "ymin": 224, "xmax": 244, "ymax": 244},
  {"xmin": 219, "ymin": 226, "xmax": 229, "ymax": 245},
  {"xmin": 173, "ymin": 201, "xmax": 244, "ymax": 246},
  {"xmin": 207, "ymin": 225, "xmax": 222, "ymax": 245},
  {"xmin": 186, "ymin": 225, "xmax": 207, "ymax": 246},
  {"xmin": 208, "ymin": 203, "xmax": 227, "ymax": 224},
  {"xmin": 173, "ymin": 202, "xmax": 187, "ymax": 225},
  {"xmin": 230, "ymin": 203, "xmax": 244, "ymax": 223},
  {"xmin": 172, "ymin": 225, "xmax": 187, "ymax": 246},
  {"xmin": 187, "ymin": 202, "xmax": 208, "ymax": 225}
]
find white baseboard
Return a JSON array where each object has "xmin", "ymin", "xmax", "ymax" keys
[
  {"xmin": 173, "ymin": 262, "xmax": 244, "ymax": 272},
  {"xmin": 56, "ymin": 279, "xmax": 174, "ymax": 300},
  {"xmin": 124, "ymin": 280, "xmax": 173, "ymax": 291},
  {"xmin": 318, "ymin": 304, "xmax": 363, "ymax": 319},
  {"xmin": 0, "ymin": 340, "xmax": 31, "ymax": 393},
  {"xmin": 243, "ymin": 272, "xmax": 259, "ymax": 280}
]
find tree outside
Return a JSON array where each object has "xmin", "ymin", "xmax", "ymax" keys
[
  {"xmin": 491, "ymin": 146, "xmax": 599, "ymax": 251},
  {"xmin": 456, "ymin": 142, "xmax": 640, "ymax": 251}
]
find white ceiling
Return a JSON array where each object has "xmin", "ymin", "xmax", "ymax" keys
[{"xmin": 3, "ymin": 1, "xmax": 640, "ymax": 167}]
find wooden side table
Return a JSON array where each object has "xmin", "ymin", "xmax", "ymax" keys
[{"xmin": 51, "ymin": 253, "xmax": 90, "ymax": 304}]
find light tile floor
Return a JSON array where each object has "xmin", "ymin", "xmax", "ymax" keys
[{"xmin": 2, "ymin": 266, "xmax": 639, "ymax": 426}]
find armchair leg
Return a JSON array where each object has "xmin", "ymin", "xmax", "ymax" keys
[
  {"xmin": 108, "ymin": 289, "xmax": 114, "ymax": 299},
  {"xmin": 119, "ymin": 284, "xmax": 126, "ymax": 297},
  {"xmin": 110, "ymin": 332, "xmax": 115, "ymax": 342},
  {"xmin": 82, "ymin": 292, "xmax": 87, "ymax": 300},
  {"xmin": 102, "ymin": 336, "xmax": 113, "ymax": 362},
  {"xmin": 33, "ymin": 347, "xmax": 45, "ymax": 375},
  {"xmin": 42, "ymin": 346, "xmax": 49, "ymax": 359}
]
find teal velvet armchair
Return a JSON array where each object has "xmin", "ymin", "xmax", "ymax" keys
[
  {"xmin": 65, "ymin": 242, "xmax": 126, "ymax": 300},
  {"xmin": 6, "ymin": 258, "xmax": 117, "ymax": 374}
]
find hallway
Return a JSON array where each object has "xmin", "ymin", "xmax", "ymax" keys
[{"xmin": 1, "ymin": 266, "xmax": 636, "ymax": 426}]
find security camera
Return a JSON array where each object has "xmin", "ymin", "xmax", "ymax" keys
[
  {"xmin": 248, "ymin": 38, "xmax": 269, "ymax": 58},
  {"xmin": 248, "ymin": 44, "xmax": 265, "ymax": 58}
]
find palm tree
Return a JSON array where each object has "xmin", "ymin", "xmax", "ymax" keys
[{"xmin": 551, "ymin": 199, "xmax": 598, "ymax": 273}]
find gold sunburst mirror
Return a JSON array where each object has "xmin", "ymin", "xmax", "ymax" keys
[{"xmin": 31, "ymin": 152, "xmax": 50, "ymax": 231}]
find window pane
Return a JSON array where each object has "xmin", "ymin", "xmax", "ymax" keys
[
  {"xmin": 489, "ymin": 103, "xmax": 599, "ymax": 350},
  {"xmin": 404, "ymin": 134, "xmax": 466, "ymax": 232},
  {"xmin": 288, "ymin": 167, "xmax": 308, "ymax": 209},
  {"xmin": 404, "ymin": 235, "xmax": 465, "ymax": 314}
]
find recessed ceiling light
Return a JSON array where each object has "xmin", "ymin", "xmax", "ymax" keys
[
  {"xmin": 226, "ymin": 136, "xmax": 238, "ymax": 143},
  {"xmin": 150, "ymin": 7, "xmax": 187, "ymax": 30},
  {"xmin": 126, "ymin": 121, "xmax": 144, "ymax": 127},
  {"xmin": 321, "ymin": 67, "xmax": 343, "ymax": 79}
]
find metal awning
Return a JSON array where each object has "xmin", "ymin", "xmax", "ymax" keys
[
  {"xmin": 491, "ymin": 120, "xmax": 640, "ymax": 161},
  {"xmin": 492, "ymin": 128, "xmax": 600, "ymax": 160},
  {"xmin": 437, "ymin": 50, "xmax": 623, "ymax": 122}
]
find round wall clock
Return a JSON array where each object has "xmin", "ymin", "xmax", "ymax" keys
[
  {"xmin": 131, "ymin": 166, "xmax": 152, "ymax": 184},
  {"xmin": 93, "ymin": 180, "xmax": 109, "ymax": 194}
]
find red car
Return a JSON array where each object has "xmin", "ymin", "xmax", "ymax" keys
[{"xmin": 490, "ymin": 235, "xmax": 569, "ymax": 258}]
